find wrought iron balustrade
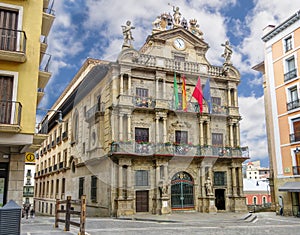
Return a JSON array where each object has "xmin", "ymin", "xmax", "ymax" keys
[
  {"xmin": 85, "ymin": 103, "xmax": 105, "ymax": 121},
  {"xmin": 289, "ymin": 132, "xmax": 300, "ymax": 143},
  {"xmin": 293, "ymin": 166, "xmax": 300, "ymax": 175},
  {"xmin": 0, "ymin": 100, "xmax": 22, "ymax": 125},
  {"xmin": 0, "ymin": 28, "xmax": 27, "ymax": 53},
  {"xmin": 40, "ymin": 53, "xmax": 52, "ymax": 72},
  {"xmin": 134, "ymin": 96, "xmax": 155, "ymax": 108},
  {"xmin": 110, "ymin": 142, "xmax": 249, "ymax": 158},
  {"xmin": 287, "ymin": 99, "xmax": 300, "ymax": 111},
  {"xmin": 284, "ymin": 69, "xmax": 297, "ymax": 82}
]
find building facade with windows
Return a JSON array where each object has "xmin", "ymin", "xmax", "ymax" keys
[
  {"xmin": 255, "ymin": 10, "xmax": 300, "ymax": 216},
  {"xmin": 35, "ymin": 9, "xmax": 248, "ymax": 216},
  {"xmin": 0, "ymin": 0, "xmax": 55, "ymax": 207}
]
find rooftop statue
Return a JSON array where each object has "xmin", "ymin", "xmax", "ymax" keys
[
  {"xmin": 122, "ymin": 20, "xmax": 135, "ymax": 49},
  {"xmin": 221, "ymin": 40, "xmax": 232, "ymax": 64},
  {"xmin": 151, "ymin": 7, "xmax": 204, "ymax": 40}
]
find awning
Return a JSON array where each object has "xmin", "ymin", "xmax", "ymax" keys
[{"xmin": 278, "ymin": 182, "xmax": 300, "ymax": 192}]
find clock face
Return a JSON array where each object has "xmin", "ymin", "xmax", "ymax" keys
[{"xmin": 173, "ymin": 38, "xmax": 186, "ymax": 50}]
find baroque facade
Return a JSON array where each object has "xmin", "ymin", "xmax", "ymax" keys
[
  {"xmin": 0, "ymin": 0, "xmax": 55, "ymax": 207},
  {"xmin": 35, "ymin": 8, "xmax": 248, "ymax": 216},
  {"xmin": 254, "ymin": 10, "xmax": 300, "ymax": 216}
]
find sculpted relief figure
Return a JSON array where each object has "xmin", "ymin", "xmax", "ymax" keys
[{"xmin": 205, "ymin": 177, "xmax": 213, "ymax": 196}]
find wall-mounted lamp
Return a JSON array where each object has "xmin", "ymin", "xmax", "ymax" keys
[{"xmin": 38, "ymin": 108, "xmax": 63, "ymax": 123}]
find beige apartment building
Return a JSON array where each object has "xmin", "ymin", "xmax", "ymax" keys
[
  {"xmin": 34, "ymin": 8, "xmax": 249, "ymax": 216},
  {"xmin": 254, "ymin": 10, "xmax": 300, "ymax": 216}
]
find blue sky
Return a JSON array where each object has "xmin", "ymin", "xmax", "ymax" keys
[{"xmin": 39, "ymin": 0, "xmax": 300, "ymax": 167}]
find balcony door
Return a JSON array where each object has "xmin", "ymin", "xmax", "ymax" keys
[
  {"xmin": 0, "ymin": 163, "xmax": 8, "ymax": 207},
  {"xmin": 0, "ymin": 8, "xmax": 18, "ymax": 51},
  {"xmin": 0, "ymin": 76, "xmax": 13, "ymax": 124}
]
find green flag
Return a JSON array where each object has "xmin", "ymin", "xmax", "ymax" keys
[{"xmin": 174, "ymin": 72, "xmax": 179, "ymax": 109}]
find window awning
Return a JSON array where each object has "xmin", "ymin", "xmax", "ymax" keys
[{"xmin": 278, "ymin": 182, "xmax": 300, "ymax": 192}]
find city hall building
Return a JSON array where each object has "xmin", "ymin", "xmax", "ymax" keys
[{"xmin": 34, "ymin": 8, "xmax": 249, "ymax": 216}]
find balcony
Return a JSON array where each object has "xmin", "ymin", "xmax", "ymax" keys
[
  {"xmin": 289, "ymin": 132, "xmax": 300, "ymax": 143},
  {"xmin": 0, "ymin": 28, "xmax": 27, "ymax": 62},
  {"xmin": 37, "ymin": 88, "xmax": 45, "ymax": 105},
  {"xmin": 287, "ymin": 99, "xmax": 300, "ymax": 111},
  {"xmin": 293, "ymin": 166, "xmax": 300, "ymax": 175},
  {"xmin": 42, "ymin": 0, "xmax": 55, "ymax": 36},
  {"xmin": 111, "ymin": 142, "xmax": 249, "ymax": 158},
  {"xmin": 85, "ymin": 103, "xmax": 105, "ymax": 122},
  {"xmin": 0, "ymin": 100, "xmax": 22, "ymax": 132},
  {"xmin": 284, "ymin": 69, "xmax": 297, "ymax": 82},
  {"xmin": 38, "ymin": 53, "xmax": 52, "ymax": 89}
]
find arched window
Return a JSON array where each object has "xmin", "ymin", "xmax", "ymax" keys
[
  {"xmin": 253, "ymin": 196, "xmax": 257, "ymax": 205},
  {"xmin": 262, "ymin": 196, "xmax": 267, "ymax": 205}
]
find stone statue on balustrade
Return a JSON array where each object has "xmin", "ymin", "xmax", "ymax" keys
[{"xmin": 122, "ymin": 20, "xmax": 135, "ymax": 49}]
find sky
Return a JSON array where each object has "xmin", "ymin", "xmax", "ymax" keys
[{"xmin": 39, "ymin": 0, "xmax": 300, "ymax": 167}]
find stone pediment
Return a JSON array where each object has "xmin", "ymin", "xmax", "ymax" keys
[{"xmin": 148, "ymin": 27, "xmax": 209, "ymax": 51}]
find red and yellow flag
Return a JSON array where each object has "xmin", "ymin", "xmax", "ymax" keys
[{"xmin": 182, "ymin": 75, "xmax": 187, "ymax": 111}]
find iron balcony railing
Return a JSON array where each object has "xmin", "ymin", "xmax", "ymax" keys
[
  {"xmin": 0, "ymin": 28, "xmax": 27, "ymax": 53},
  {"xmin": 0, "ymin": 100, "xmax": 22, "ymax": 126},
  {"xmin": 293, "ymin": 166, "xmax": 300, "ymax": 175},
  {"xmin": 85, "ymin": 103, "xmax": 105, "ymax": 121},
  {"xmin": 43, "ymin": 0, "xmax": 55, "ymax": 15},
  {"xmin": 287, "ymin": 99, "xmax": 300, "ymax": 111},
  {"xmin": 111, "ymin": 142, "xmax": 249, "ymax": 158},
  {"xmin": 40, "ymin": 53, "xmax": 52, "ymax": 72},
  {"xmin": 284, "ymin": 69, "xmax": 297, "ymax": 82},
  {"xmin": 289, "ymin": 132, "xmax": 300, "ymax": 143}
]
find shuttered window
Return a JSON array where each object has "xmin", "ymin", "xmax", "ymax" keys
[
  {"xmin": 0, "ymin": 8, "xmax": 18, "ymax": 51},
  {"xmin": 0, "ymin": 75, "xmax": 13, "ymax": 124}
]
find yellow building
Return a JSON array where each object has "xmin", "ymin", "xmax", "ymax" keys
[
  {"xmin": 255, "ymin": 10, "xmax": 300, "ymax": 216},
  {"xmin": 0, "ymin": 0, "xmax": 55, "ymax": 207}
]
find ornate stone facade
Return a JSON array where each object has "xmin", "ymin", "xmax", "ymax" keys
[{"xmin": 35, "ymin": 8, "xmax": 248, "ymax": 217}]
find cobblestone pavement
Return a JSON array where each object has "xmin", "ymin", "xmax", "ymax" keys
[{"xmin": 21, "ymin": 212, "xmax": 300, "ymax": 235}]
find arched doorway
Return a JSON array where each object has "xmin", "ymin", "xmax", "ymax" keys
[{"xmin": 171, "ymin": 172, "xmax": 194, "ymax": 209}]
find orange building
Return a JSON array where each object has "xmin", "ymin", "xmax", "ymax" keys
[{"xmin": 254, "ymin": 10, "xmax": 300, "ymax": 216}]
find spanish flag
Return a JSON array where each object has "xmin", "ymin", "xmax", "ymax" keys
[{"xmin": 182, "ymin": 75, "xmax": 187, "ymax": 111}]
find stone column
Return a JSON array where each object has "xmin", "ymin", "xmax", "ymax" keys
[
  {"xmin": 128, "ymin": 74, "xmax": 131, "ymax": 95},
  {"xmin": 206, "ymin": 120, "xmax": 211, "ymax": 145},
  {"xmin": 127, "ymin": 114, "xmax": 132, "ymax": 140},
  {"xmin": 229, "ymin": 123, "xmax": 233, "ymax": 147},
  {"xmin": 127, "ymin": 164, "xmax": 132, "ymax": 199},
  {"xmin": 234, "ymin": 89, "xmax": 238, "ymax": 107},
  {"xmin": 201, "ymin": 167, "xmax": 206, "ymax": 197},
  {"xmin": 120, "ymin": 74, "xmax": 124, "ymax": 95},
  {"xmin": 119, "ymin": 114, "xmax": 124, "ymax": 141},
  {"xmin": 238, "ymin": 167, "xmax": 244, "ymax": 196},
  {"xmin": 118, "ymin": 164, "xmax": 123, "ymax": 199},
  {"xmin": 155, "ymin": 116, "xmax": 160, "ymax": 143},
  {"xmin": 236, "ymin": 123, "xmax": 240, "ymax": 147},
  {"xmin": 231, "ymin": 167, "xmax": 237, "ymax": 197},
  {"xmin": 227, "ymin": 88, "xmax": 231, "ymax": 106},
  {"xmin": 156, "ymin": 78, "xmax": 159, "ymax": 99},
  {"xmin": 163, "ymin": 117, "xmax": 167, "ymax": 143},
  {"xmin": 163, "ymin": 78, "xmax": 166, "ymax": 99},
  {"xmin": 199, "ymin": 120, "xmax": 204, "ymax": 145}
]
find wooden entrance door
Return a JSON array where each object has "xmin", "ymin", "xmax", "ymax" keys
[
  {"xmin": 136, "ymin": 190, "xmax": 149, "ymax": 212},
  {"xmin": 215, "ymin": 189, "xmax": 225, "ymax": 210}
]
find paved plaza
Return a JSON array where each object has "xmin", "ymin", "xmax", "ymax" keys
[{"xmin": 20, "ymin": 212, "xmax": 300, "ymax": 235}]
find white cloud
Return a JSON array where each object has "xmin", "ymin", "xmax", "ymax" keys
[{"xmin": 239, "ymin": 95, "xmax": 267, "ymax": 161}]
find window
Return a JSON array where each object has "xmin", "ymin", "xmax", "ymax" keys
[
  {"xmin": 284, "ymin": 36, "xmax": 293, "ymax": 52},
  {"xmin": 135, "ymin": 170, "xmax": 149, "ymax": 186},
  {"xmin": 174, "ymin": 55, "xmax": 185, "ymax": 62},
  {"xmin": 290, "ymin": 118, "xmax": 300, "ymax": 143},
  {"xmin": 284, "ymin": 56, "xmax": 297, "ymax": 82},
  {"xmin": 212, "ymin": 97, "xmax": 222, "ymax": 114},
  {"xmin": 91, "ymin": 176, "xmax": 97, "ymax": 201},
  {"xmin": 253, "ymin": 196, "xmax": 257, "ymax": 205},
  {"xmin": 61, "ymin": 178, "xmax": 65, "ymax": 195},
  {"xmin": 56, "ymin": 179, "xmax": 59, "ymax": 196},
  {"xmin": 79, "ymin": 177, "xmax": 84, "ymax": 199},
  {"xmin": 287, "ymin": 86, "xmax": 299, "ymax": 111},
  {"xmin": 0, "ymin": 7, "xmax": 18, "ymax": 51},
  {"xmin": 175, "ymin": 130, "xmax": 188, "ymax": 144},
  {"xmin": 212, "ymin": 133, "xmax": 223, "ymax": 146},
  {"xmin": 0, "ymin": 75, "xmax": 13, "ymax": 124},
  {"xmin": 135, "ymin": 128, "xmax": 149, "ymax": 143},
  {"xmin": 136, "ymin": 88, "xmax": 148, "ymax": 97},
  {"xmin": 214, "ymin": 172, "xmax": 226, "ymax": 186}
]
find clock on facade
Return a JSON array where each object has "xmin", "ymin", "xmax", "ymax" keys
[{"xmin": 173, "ymin": 38, "xmax": 186, "ymax": 50}]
